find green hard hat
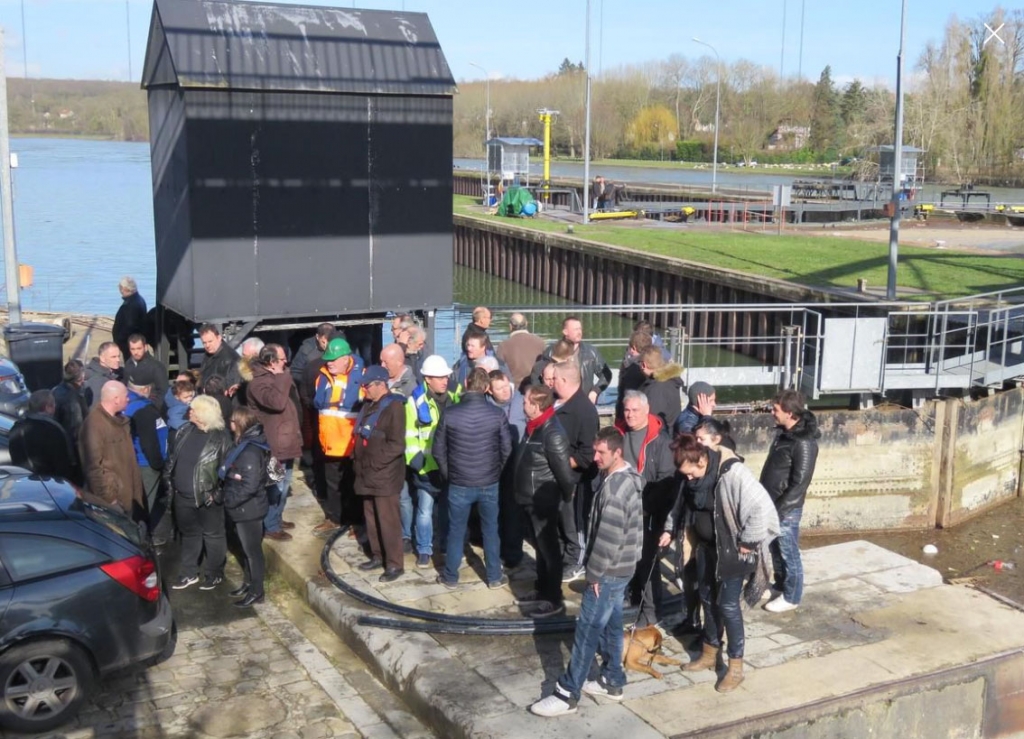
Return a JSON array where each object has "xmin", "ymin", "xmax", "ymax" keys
[{"xmin": 322, "ymin": 337, "xmax": 352, "ymax": 361}]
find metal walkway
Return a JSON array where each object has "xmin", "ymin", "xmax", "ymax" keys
[{"xmin": 447, "ymin": 287, "xmax": 1024, "ymax": 400}]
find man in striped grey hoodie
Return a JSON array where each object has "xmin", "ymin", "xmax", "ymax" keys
[{"xmin": 530, "ymin": 427, "xmax": 644, "ymax": 717}]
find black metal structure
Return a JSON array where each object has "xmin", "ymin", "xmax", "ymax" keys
[{"xmin": 141, "ymin": 0, "xmax": 456, "ymax": 341}]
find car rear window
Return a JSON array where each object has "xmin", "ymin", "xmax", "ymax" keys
[
  {"xmin": 0, "ymin": 534, "xmax": 107, "ymax": 583},
  {"xmin": 80, "ymin": 501, "xmax": 145, "ymax": 548}
]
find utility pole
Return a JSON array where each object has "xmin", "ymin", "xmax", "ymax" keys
[
  {"xmin": 798, "ymin": 0, "xmax": 805, "ymax": 80},
  {"xmin": 0, "ymin": 29, "xmax": 22, "ymax": 324},
  {"xmin": 886, "ymin": 0, "xmax": 907, "ymax": 300},
  {"xmin": 126, "ymin": 0, "xmax": 133, "ymax": 81},
  {"xmin": 582, "ymin": 0, "xmax": 592, "ymax": 224},
  {"xmin": 780, "ymin": 0, "xmax": 787, "ymax": 79}
]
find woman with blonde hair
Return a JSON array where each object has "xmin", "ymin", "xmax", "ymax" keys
[
  {"xmin": 220, "ymin": 406, "xmax": 272, "ymax": 607},
  {"xmin": 164, "ymin": 394, "xmax": 232, "ymax": 591}
]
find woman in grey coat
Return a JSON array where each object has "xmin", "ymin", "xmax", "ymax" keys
[{"xmin": 660, "ymin": 434, "xmax": 779, "ymax": 694}]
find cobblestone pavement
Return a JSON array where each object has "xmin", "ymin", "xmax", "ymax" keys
[{"xmin": 14, "ymin": 546, "xmax": 433, "ymax": 739}]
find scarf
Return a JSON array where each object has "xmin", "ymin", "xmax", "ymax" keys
[
  {"xmin": 688, "ymin": 448, "xmax": 721, "ymax": 510},
  {"xmin": 526, "ymin": 405, "xmax": 556, "ymax": 437}
]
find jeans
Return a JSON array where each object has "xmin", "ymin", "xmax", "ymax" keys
[
  {"xmin": 443, "ymin": 483, "xmax": 501, "ymax": 584},
  {"xmin": 233, "ymin": 518, "xmax": 265, "ymax": 597},
  {"xmin": 557, "ymin": 575, "xmax": 630, "ymax": 699},
  {"xmin": 400, "ymin": 476, "xmax": 437, "ymax": 555},
  {"xmin": 174, "ymin": 495, "xmax": 226, "ymax": 580},
  {"xmin": 696, "ymin": 543, "xmax": 746, "ymax": 659},
  {"xmin": 263, "ymin": 462, "xmax": 293, "ymax": 533},
  {"xmin": 770, "ymin": 507, "xmax": 804, "ymax": 605}
]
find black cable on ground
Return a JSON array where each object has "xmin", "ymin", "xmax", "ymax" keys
[
  {"xmin": 319, "ymin": 525, "xmax": 647, "ymax": 634},
  {"xmin": 357, "ymin": 614, "xmax": 577, "ymax": 635}
]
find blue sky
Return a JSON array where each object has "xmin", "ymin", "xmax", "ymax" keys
[{"xmin": 0, "ymin": 0, "xmax": 1003, "ymax": 86}]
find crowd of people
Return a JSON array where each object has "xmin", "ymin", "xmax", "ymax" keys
[{"xmin": 8, "ymin": 278, "xmax": 823, "ymax": 712}]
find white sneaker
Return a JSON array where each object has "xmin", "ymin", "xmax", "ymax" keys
[
  {"xmin": 529, "ymin": 689, "xmax": 578, "ymax": 717},
  {"xmin": 760, "ymin": 586, "xmax": 781, "ymax": 602},
  {"xmin": 764, "ymin": 596, "xmax": 799, "ymax": 613},
  {"xmin": 582, "ymin": 677, "xmax": 623, "ymax": 702}
]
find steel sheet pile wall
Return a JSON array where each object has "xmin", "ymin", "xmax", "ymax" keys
[{"xmin": 453, "ymin": 215, "xmax": 863, "ymax": 363}]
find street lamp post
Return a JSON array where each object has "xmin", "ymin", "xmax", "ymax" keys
[
  {"xmin": 886, "ymin": 0, "xmax": 908, "ymax": 300},
  {"xmin": 693, "ymin": 37, "xmax": 721, "ymax": 194},
  {"xmin": 468, "ymin": 62, "xmax": 491, "ymax": 145}
]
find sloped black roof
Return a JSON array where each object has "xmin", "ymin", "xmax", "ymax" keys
[{"xmin": 142, "ymin": 0, "xmax": 456, "ymax": 96}]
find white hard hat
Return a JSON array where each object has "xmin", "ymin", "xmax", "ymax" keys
[{"xmin": 420, "ymin": 355, "xmax": 452, "ymax": 377}]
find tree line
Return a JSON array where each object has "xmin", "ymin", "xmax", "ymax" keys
[
  {"xmin": 6, "ymin": 78, "xmax": 148, "ymax": 142},
  {"xmin": 455, "ymin": 8, "xmax": 1024, "ymax": 185}
]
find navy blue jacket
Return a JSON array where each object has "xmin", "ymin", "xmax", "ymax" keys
[{"xmin": 433, "ymin": 392, "xmax": 512, "ymax": 487}]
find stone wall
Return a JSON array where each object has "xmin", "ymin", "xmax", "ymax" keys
[{"xmin": 726, "ymin": 389, "xmax": 1024, "ymax": 532}]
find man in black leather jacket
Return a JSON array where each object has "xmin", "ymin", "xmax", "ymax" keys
[
  {"xmin": 759, "ymin": 390, "xmax": 819, "ymax": 613},
  {"xmin": 511, "ymin": 384, "xmax": 575, "ymax": 618}
]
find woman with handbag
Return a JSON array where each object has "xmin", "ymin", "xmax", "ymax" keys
[
  {"xmin": 221, "ymin": 407, "xmax": 272, "ymax": 608},
  {"xmin": 165, "ymin": 395, "xmax": 232, "ymax": 591},
  {"xmin": 659, "ymin": 433, "xmax": 779, "ymax": 693}
]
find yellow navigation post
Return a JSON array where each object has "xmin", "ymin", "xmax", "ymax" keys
[{"xmin": 537, "ymin": 108, "xmax": 559, "ymax": 203}]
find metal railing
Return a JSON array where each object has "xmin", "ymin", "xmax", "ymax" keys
[{"xmin": 442, "ymin": 292, "xmax": 1024, "ymax": 400}]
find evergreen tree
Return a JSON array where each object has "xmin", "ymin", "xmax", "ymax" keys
[
  {"xmin": 840, "ymin": 80, "xmax": 867, "ymax": 125},
  {"xmin": 809, "ymin": 65, "xmax": 840, "ymax": 153}
]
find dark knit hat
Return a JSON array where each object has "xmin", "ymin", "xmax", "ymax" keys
[{"xmin": 687, "ymin": 381, "xmax": 715, "ymax": 406}]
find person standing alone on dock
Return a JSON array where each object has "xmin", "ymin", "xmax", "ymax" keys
[
  {"xmin": 760, "ymin": 390, "xmax": 819, "ymax": 614},
  {"xmin": 113, "ymin": 276, "xmax": 147, "ymax": 361}
]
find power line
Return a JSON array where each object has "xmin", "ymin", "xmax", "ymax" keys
[
  {"xmin": 126, "ymin": 0, "xmax": 133, "ymax": 81},
  {"xmin": 19, "ymin": 0, "xmax": 27, "ymax": 78}
]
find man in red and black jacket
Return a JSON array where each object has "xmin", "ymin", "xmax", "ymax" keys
[{"xmin": 616, "ymin": 389, "xmax": 675, "ymax": 627}]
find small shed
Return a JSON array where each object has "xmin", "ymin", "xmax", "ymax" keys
[
  {"xmin": 873, "ymin": 145, "xmax": 925, "ymax": 188},
  {"xmin": 141, "ymin": 0, "xmax": 457, "ymax": 325},
  {"xmin": 486, "ymin": 137, "xmax": 542, "ymax": 186}
]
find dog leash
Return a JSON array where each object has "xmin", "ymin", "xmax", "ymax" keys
[{"xmin": 626, "ymin": 544, "xmax": 667, "ymax": 647}]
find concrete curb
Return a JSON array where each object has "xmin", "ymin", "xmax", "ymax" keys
[{"xmin": 263, "ymin": 488, "xmax": 1024, "ymax": 739}]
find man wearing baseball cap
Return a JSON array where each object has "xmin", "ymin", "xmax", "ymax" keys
[
  {"xmin": 403, "ymin": 355, "xmax": 457, "ymax": 568},
  {"xmin": 352, "ymin": 365, "xmax": 407, "ymax": 581},
  {"xmin": 312, "ymin": 337, "xmax": 364, "ymax": 537}
]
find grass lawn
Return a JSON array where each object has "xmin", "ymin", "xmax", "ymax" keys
[{"xmin": 454, "ymin": 196, "xmax": 1024, "ymax": 300}]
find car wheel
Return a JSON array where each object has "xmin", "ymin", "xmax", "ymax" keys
[{"xmin": 0, "ymin": 640, "xmax": 94, "ymax": 733}]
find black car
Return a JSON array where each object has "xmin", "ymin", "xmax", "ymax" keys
[{"xmin": 0, "ymin": 471, "xmax": 175, "ymax": 733}]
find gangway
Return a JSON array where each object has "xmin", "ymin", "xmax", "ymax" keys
[{"xmin": 445, "ymin": 288, "xmax": 1024, "ymax": 403}]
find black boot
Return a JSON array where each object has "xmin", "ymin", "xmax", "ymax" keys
[
  {"xmin": 234, "ymin": 592, "xmax": 265, "ymax": 608},
  {"xmin": 229, "ymin": 583, "xmax": 249, "ymax": 598}
]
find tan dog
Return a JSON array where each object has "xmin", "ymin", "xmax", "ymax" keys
[{"xmin": 623, "ymin": 626, "xmax": 681, "ymax": 679}]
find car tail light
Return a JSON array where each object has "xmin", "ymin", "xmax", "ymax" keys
[{"xmin": 100, "ymin": 555, "xmax": 161, "ymax": 602}]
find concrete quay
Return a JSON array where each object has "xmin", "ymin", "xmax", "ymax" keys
[{"xmin": 265, "ymin": 480, "xmax": 1024, "ymax": 739}]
